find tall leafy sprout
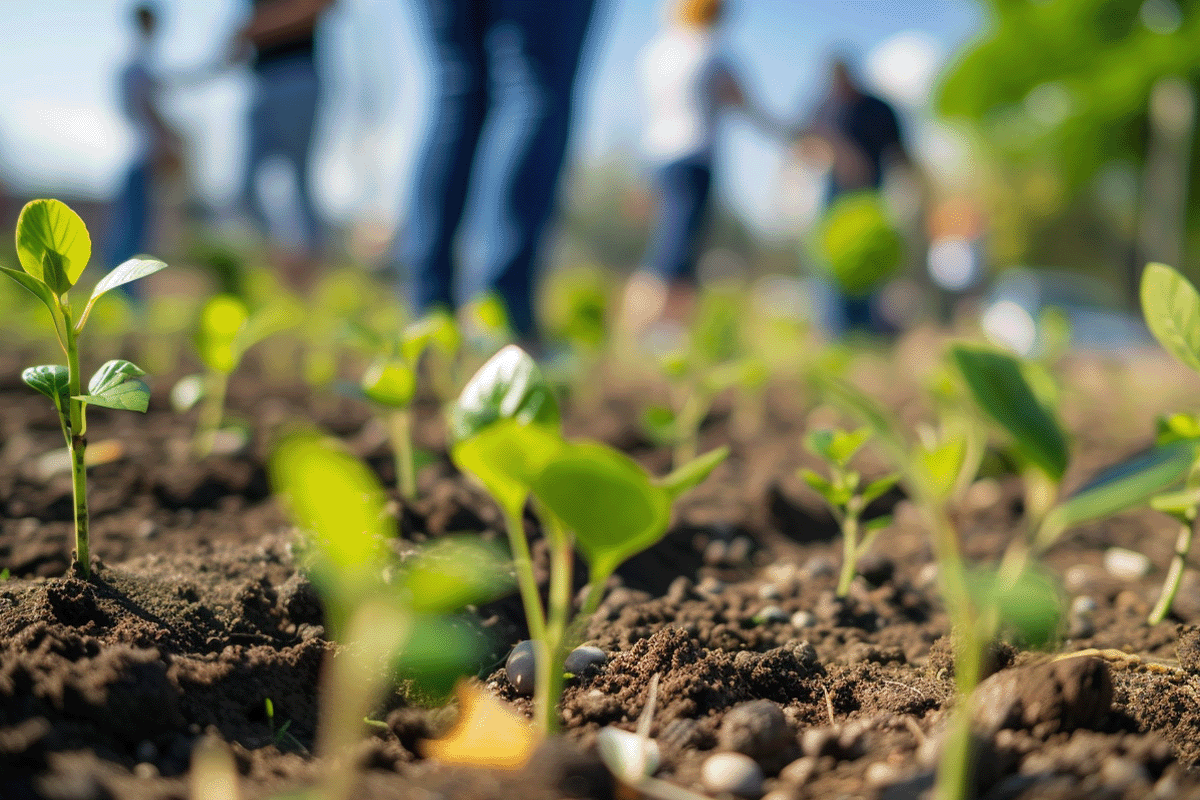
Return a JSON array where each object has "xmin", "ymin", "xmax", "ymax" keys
[
  {"xmin": 450, "ymin": 346, "xmax": 727, "ymax": 733},
  {"xmin": 2, "ymin": 199, "xmax": 166, "ymax": 577}
]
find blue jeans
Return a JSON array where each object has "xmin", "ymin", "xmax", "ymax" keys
[
  {"xmin": 400, "ymin": 0, "xmax": 597, "ymax": 338},
  {"xmin": 105, "ymin": 159, "xmax": 152, "ymax": 300},
  {"xmin": 646, "ymin": 159, "xmax": 713, "ymax": 283},
  {"xmin": 242, "ymin": 55, "xmax": 323, "ymax": 253}
]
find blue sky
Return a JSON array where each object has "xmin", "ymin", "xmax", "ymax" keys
[{"xmin": 0, "ymin": 0, "xmax": 983, "ymax": 235}]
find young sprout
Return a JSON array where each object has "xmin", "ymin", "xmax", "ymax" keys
[
  {"xmin": 800, "ymin": 427, "xmax": 900, "ymax": 597},
  {"xmin": 1, "ymin": 199, "xmax": 166, "ymax": 578},
  {"xmin": 180, "ymin": 293, "xmax": 300, "ymax": 457},
  {"xmin": 450, "ymin": 345, "xmax": 727, "ymax": 734}
]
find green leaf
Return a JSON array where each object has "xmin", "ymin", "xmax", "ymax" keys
[
  {"xmin": 398, "ymin": 537, "xmax": 513, "ymax": 616},
  {"xmin": 862, "ymin": 514, "xmax": 893, "ymax": 532},
  {"xmin": 656, "ymin": 446, "xmax": 728, "ymax": 501},
  {"xmin": 1156, "ymin": 412, "xmax": 1200, "ymax": 445},
  {"xmin": 15, "ymin": 199, "xmax": 90, "ymax": 287},
  {"xmin": 950, "ymin": 344, "xmax": 1069, "ymax": 482},
  {"xmin": 451, "ymin": 419, "xmax": 563, "ymax": 519},
  {"xmin": 829, "ymin": 428, "xmax": 872, "ymax": 466},
  {"xmin": 1141, "ymin": 263, "xmax": 1200, "ymax": 374},
  {"xmin": 814, "ymin": 375, "xmax": 906, "ymax": 463},
  {"xmin": 1040, "ymin": 441, "xmax": 1198, "ymax": 547},
  {"xmin": 531, "ymin": 440, "xmax": 672, "ymax": 581},
  {"xmin": 916, "ymin": 437, "xmax": 967, "ymax": 500},
  {"xmin": 800, "ymin": 468, "xmax": 835, "ymax": 498},
  {"xmin": 861, "ymin": 473, "xmax": 902, "ymax": 505},
  {"xmin": 804, "ymin": 429, "xmax": 836, "ymax": 462},
  {"xmin": 196, "ymin": 295, "xmax": 249, "ymax": 373},
  {"xmin": 77, "ymin": 257, "xmax": 167, "ymax": 330},
  {"xmin": 968, "ymin": 564, "xmax": 1063, "ymax": 649},
  {"xmin": 41, "ymin": 251, "xmax": 70, "ymax": 297},
  {"xmin": 641, "ymin": 405, "xmax": 677, "ymax": 446},
  {"xmin": 1, "ymin": 266, "xmax": 62, "ymax": 333},
  {"xmin": 361, "ymin": 358, "xmax": 416, "ymax": 408},
  {"xmin": 22, "ymin": 364, "xmax": 70, "ymax": 409},
  {"xmin": 448, "ymin": 345, "xmax": 560, "ymax": 442},
  {"xmin": 391, "ymin": 613, "xmax": 493, "ymax": 702},
  {"xmin": 87, "ymin": 359, "xmax": 146, "ymax": 395},
  {"xmin": 1149, "ymin": 487, "xmax": 1200, "ymax": 521},
  {"xmin": 74, "ymin": 379, "xmax": 151, "ymax": 412},
  {"xmin": 402, "ymin": 309, "xmax": 461, "ymax": 364}
]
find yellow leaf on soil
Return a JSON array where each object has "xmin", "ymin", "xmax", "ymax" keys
[{"xmin": 420, "ymin": 681, "xmax": 539, "ymax": 769}]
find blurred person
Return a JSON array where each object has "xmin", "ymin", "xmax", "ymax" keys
[
  {"xmin": 618, "ymin": 0, "xmax": 778, "ymax": 343},
  {"xmin": 229, "ymin": 0, "xmax": 335, "ymax": 287},
  {"xmin": 106, "ymin": 2, "xmax": 184, "ymax": 298},
  {"xmin": 396, "ymin": 0, "xmax": 598, "ymax": 349},
  {"xmin": 793, "ymin": 57, "xmax": 911, "ymax": 334}
]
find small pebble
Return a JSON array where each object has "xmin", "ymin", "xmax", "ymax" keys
[
  {"xmin": 1104, "ymin": 547, "xmax": 1152, "ymax": 580},
  {"xmin": 779, "ymin": 756, "xmax": 817, "ymax": 785},
  {"xmin": 865, "ymin": 761, "xmax": 898, "ymax": 787},
  {"xmin": 803, "ymin": 555, "xmax": 836, "ymax": 579},
  {"xmin": 801, "ymin": 727, "xmax": 836, "ymax": 758},
  {"xmin": 506, "ymin": 640, "xmax": 537, "ymax": 697},
  {"xmin": 701, "ymin": 752, "xmax": 763, "ymax": 797},
  {"xmin": 790, "ymin": 610, "xmax": 815, "ymax": 628},
  {"xmin": 1100, "ymin": 757, "xmax": 1150, "ymax": 789},
  {"xmin": 564, "ymin": 645, "xmax": 606, "ymax": 675},
  {"xmin": 727, "ymin": 536, "xmax": 754, "ymax": 564},
  {"xmin": 133, "ymin": 762, "xmax": 159, "ymax": 779},
  {"xmin": 704, "ymin": 539, "xmax": 729, "ymax": 566},
  {"xmin": 1070, "ymin": 596, "xmax": 1098, "ymax": 615},
  {"xmin": 666, "ymin": 576, "xmax": 693, "ymax": 603},
  {"xmin": 697, "ymin": 576, "xmax": 726, "ymax": 596},
  {"xmin": 752, "ymin": 605, "xmax": 788, "ymax": 625},
  {"xmin": 757, "ymin": 583, "xmax": 782, "ymax": 601},
  {"xmin": 718, "ymin": 700, "xmax": 790, "ymax": 760}
]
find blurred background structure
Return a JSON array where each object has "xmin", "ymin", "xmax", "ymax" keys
[{"xmin": 0, "ymin": 0, "xmax": 1197, "ymax": 345}]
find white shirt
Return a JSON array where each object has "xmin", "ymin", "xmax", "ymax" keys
[{"xmin": 639, "ymin": 27, "xmax": 734, "ymax": 165}]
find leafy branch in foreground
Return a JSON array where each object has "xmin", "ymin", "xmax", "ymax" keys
[{"xmin": 2, "ymin": 199, "xmax": 166, "ymax": 577}]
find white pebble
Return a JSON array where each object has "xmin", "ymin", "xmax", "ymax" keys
[
  {"xmin": 1104, "ymin": 547, "xmax": 1151, "ymax": 580},
  {"xmin": 701, "ymin": 752, "xmax": 763, "ymax": 797}
]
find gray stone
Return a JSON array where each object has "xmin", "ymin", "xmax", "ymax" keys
[
  {"xmin": 718, "ymin": 700, "xmax": 790, "ymax": 760},
  {"xmin": 701, "ymin": 752, "xmax": 764, "ymax": 797},
  {"xmin": 506, "ymin": 640, "xmax": 537, "ymax": 697},
  {"xmin": 564, "ymin": 645, "xmax": 606, "ymax": 675}
]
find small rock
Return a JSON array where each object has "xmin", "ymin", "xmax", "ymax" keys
[
  {"xmin": 779, "ymin": 756, "xmax": 817, "ymax": 785},
  {"xmin": 564, "ymin": 645, "xmax": 606, "ymax": 675},
  {"xmin": 856, "ymin": 552, "xmax": 894, "ymax": 586},
  {"xmin": 800, "ymin": 728, "xmax": 836, "ymax": 758},
  {"xmin": 865, "ymin": 761, "xmax": 899, "ymax": 787},
  {"xmin": 727, "ymin": 536, "xmax": 753, "ymax": 564},
  {"xmin": 136, "ymin": 520, "xmax": 158, "ymax": 540},
  {"xmin": 757, "ymin": 583, "xmax": 782, "ymax": 601},
  {"xmin": 697, "ymin": 576, "xmax": 726, "ymax": 596},
  {"xmin": 752, "ymin": 605, "xmax": 788, "ymax": 625},
  {"xmin": 666, "ymin": 576, "xmax": 693, "ymax": 603},
  {"xmin": 790, "ymin": 610, "xmax": 815, "ymax": 628},
  {"xmin": 701, "ymin": 752, "xmax": 763, "ymax": 797},
  {"xmin": 916, "ymin": 563, "xmax": 939, "ymax": 588},
  {"xmin": 1104, "ymin": 547, "xmax": 1152, "ymax": 580},
  {"xmin": 1177, "ymin": 625, "xmax": 1200, "ymax": 673},
  {"xmin": 704, "ymin": 539, "xmax": 729, "ymax": 566},
  {"xmin": 1070, "ymin": 596, "xmax": 1098, "ymax": 615},
  {"xmin": 1100, "ymin": 757, "xmax": 1149, "ymax": 789},
  {"xmin": 506, "ymin": 640, "xmax": 537, "ymax": 697},
  {"xmin": 133, "ymin": 762, "xmax": 158, "ymax": 779},
  {"xmin": 718, "ymin": 700, "xmax": 790, "ymax": 761},
  {"xmin": 964, "ymin": 478, "xmax": 1002, "ymax": 511},
  {"xmin": 1067, "ymin": 614, "xmax": 1095, "ymax": 640},
  {"xmin": 972, "ymin": 656, "xmax": 1112, "ymax": 734},
  {"xmin": 802, "ymin": 555, "xmax": 836, "ymax": 579}
]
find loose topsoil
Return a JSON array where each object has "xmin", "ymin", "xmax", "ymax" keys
[{"xmin": 6, "ymin": 335, "xmax": 1200, "ymax": 800}]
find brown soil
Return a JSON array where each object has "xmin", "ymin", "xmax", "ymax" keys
[{"xmin": 6, "ymin": 343, "xmax": 1200, "ymax": 800}]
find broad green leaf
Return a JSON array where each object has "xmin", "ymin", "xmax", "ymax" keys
[
  {"xmin": 15, "ymin": 199, "xmax": 91, "ymax": 286},
  {"xmin": 235, "ymin": 296, "xmax": 303, "ymax": 352},
  {"xmin": 916, "ymin": 437, "xmax": 967, "ymax": 500},
  {"xmin": 1, "ymin": 266, "xmax": 62, "ymax": 332},
  {"xmin": 829, "ymin": 428, "xmax": 871, "ymax": 466},
  {"xmin": 22, "ymin": 364, "xmax": 70, "ymax": 409},
  {"xmin": 196, "ymin": 295, "xmax": 249, "ymax": 373},
  {"xmin": 398, "ymin": 537, "xmax": 513, "ymax": 616},
  {"xmin": 1141, "ymin": 263, "xmax": 1200, "ymax": 374},
  {"xmin": 804, "ymin": 429, "xmax": 836, "ymax": 462},
  {"xmin": 361, "ymin": 358, "xmax": 416, "ymax": 408},
  {"xmin": 1040, "ymin": 441, "xmax": 1198, "ymax": 547},
  {"xmin": 269, "ymin": 432, "xmax": 393, "ymax": 587},
  {"xmin": 863, "ymin": 514, "xmax": 893, "ymax": 531},
  {"xmin": 530, "ymin": 440, "xmax": 672, "ymax": 580},
  {"xmin": 41, "ymin": 251, "xmax": 70, "ymax": 297},
  {"xmin": 451, "ymin": 419, "xmax": 563, "ymax": 519},
  {"xmin": 800, "ymin": 468, "xmax": 835, "ymax": 498},
  {"xmin": 1157, "ymin": 412, "xmax": 1200, "ymax": 445},
  {"xmin": 391, "ymin": 614, "xmax": 494, "ymax": 702},
  {"xmin": 75, "ymin": 379, "xmax": 151, "ymax": 412},
  {"xmin": 77, "ymin": 257, "xmax": 167, "ymax": 330},
  {"xmin": 968, "ymin": 564, "xmax": 1063, "ymax": 649},
  {"xmin": 950, "ymin": 344, "xmax": 1068, "ymax": 482},
  {"xmin": 402, "ymin": 310, "xmax": 461, "ymax": 364},
  {"xmin": 87, "ymin": 359, "xmax": 147, "ymax": 395},
  {"xmin": 656, "ymin": 446, "xmax": 728, "ymax": 501},
  {"xmin": 449, "ymin": 345, "xmax": 559, "ymax": 442}
]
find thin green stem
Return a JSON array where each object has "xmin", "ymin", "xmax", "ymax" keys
[
  {"xmin": 386, "ymin": 409, "xmax": 417, "ymax": 501},
  {"xmin": 502, "ymin": 508, "xmax": 546, "ymax": 643},
  {"xmin": 536, "ymin": 514, "xmax": 573, "ymax": 734},
  {"xmin": 194, "ymin": 369, "xmax": 229, "ymax": 457},
  {"xmin": 62, "ymin": 302, "xmax": 90, "ymax": 578},
  {"xmin": 1148, "ymin": 519, "xmax": 1195, "ymax": 625},
  {"xmin": 672, "ymin": 384, "xmax": 707, "ymax": 468},
  {"xmin": 836, "ymin": 510, "xmax": 860, "ymax": 597}
]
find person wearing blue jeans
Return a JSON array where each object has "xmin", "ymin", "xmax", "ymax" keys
[{"xmin": 400, "ymin": 0, "xmax": 597, "ymax": 343}]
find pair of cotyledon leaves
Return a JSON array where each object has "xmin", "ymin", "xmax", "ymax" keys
[
  {"xmin": 449, "ymin": 345, "xmax": 727, "ymax": 582},
  {"xmin": 2, "ymin": 200, "xmax": 167, "ymax": 414}
]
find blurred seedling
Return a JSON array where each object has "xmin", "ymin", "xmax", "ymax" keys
[
  {"xmin": 342, "ymin": 309, "xmax": 461, "ymax": 500},
  {"xmin": 800, "ymin": 427, "xmax": 900, "ymax": 596},
  {"xmin": 174, "ymin": 292, "xmax": 301, "ymax": 457},
  {"xmin": 263, "ymin": 697, "xmax": 306, "ymax": 753},
  {"xmin": 450, "ymin": 345, "xmax": 727, "ymax": 734},
  {"xmin": 1, "ymin": 199, "xmax": 166, "ymax": 578},
  {"xmin": 269, "ymin": 430, "xmax": 511, "ymax": 799}
]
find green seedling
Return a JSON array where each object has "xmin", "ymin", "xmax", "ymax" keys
[
  {"xmin": 450, "ymin": 345, "xmax": 727, "ymax": 733},
  {"xmin": 179, "ymin": 293, "xmax": 301, "ymax": 456},
  {"xmin": 2, "ymin": 199, "xmax": 166, "ymax": 578},
  {"xmin": 264, "ymin": 697, "xmax": 306, "ymax": 753},
  {"xmin": 800, "ymin": 427, "xmax": 900, "ymax": 596},
  {"xmin": 269, "ymin": 430, "xmax": 509, "ymax": 800}
]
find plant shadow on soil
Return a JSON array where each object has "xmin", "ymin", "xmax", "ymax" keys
[{"xmin": 6, "ymin": 350, "xmax": 1200, "ymax": 799}]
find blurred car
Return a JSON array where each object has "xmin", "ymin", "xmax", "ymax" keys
[{"xmin": 981, "ymin": 268, "xmax": 1154, "ymax": 356}]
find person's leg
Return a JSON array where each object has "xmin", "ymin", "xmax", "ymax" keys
[
  {"xmin": 239, "ymin": 76, "xmax": 272, "ymax": 239},
  {"xmin": 400, "ymin": 0, "xmax": 491, "ymax": 316},
  {"xmin": 105, "ymin": 160, "xmax": 152, "ymax": 300},
  {"xmin": 483, "ymin": 0, "xmax": 597, "ymax": 340},
  {"xmin": 267, "ymin": 56, "xmax": 324, "ymax": 256}
]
